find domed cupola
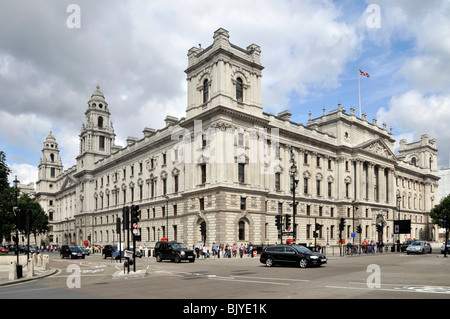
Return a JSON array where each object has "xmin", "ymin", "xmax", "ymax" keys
[{"xmin": 88, "ymin": 85, "xmax": 108, "ymax": 110}]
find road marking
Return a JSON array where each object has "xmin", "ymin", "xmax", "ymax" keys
[
  {"xmin": 209, "ymin": 276, "xmax": 290, "ymax": 286},
  {"xmin": 326, "ymin": 284, "xmax": 450, "ymax": 295}
]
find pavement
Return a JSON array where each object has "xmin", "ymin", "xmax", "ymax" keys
[{"xmin": 0, "ymin": 261, "xmax": 58, "ymax": 287}]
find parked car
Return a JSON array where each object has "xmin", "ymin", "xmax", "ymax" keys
[
  {"xmin": 441, "ymin": 239, "xmax": 450, "ymax": 254},
  {"xmin": 260, "ymin": 244, "xmax": 327, "ymax": 268},
  {"xmin": 406, "ymin": 241, "xmax": 432, "ymax": 254},
  {"xmin": 154, "ymin": 241, "xmax": 195, "ymax": 263},
  {"xmin": 0, "ymin": 246, "xmax": 8, "ymax": 254},
  {"xmin": 60, "ymin": 245, "xmax": 85, "ymax": 259}
]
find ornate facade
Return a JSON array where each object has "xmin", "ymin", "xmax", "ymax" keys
[{"xmin": 35, "ymin": 28, "xmax": 439, "ymax": 248}]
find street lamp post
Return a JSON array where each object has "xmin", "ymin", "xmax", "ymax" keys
[
  {"xmin": 396, "ymin": 194, "xmax": 401, "ymax": 252},
  {"xmin": 165, "ymin": 195, "xmax": 169, "ymax": 240},
  {"xmin": 290, "ymin": 160, "xmax": 299, "ymax": 243}
]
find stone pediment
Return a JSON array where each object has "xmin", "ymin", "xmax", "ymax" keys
[
  {"xmin": 357, "ymin": 138, "xmax": 396, "ymax": 160},
  {"xmin": 60, "ymin": 175, "xmax": 77, "ymax": 191}
]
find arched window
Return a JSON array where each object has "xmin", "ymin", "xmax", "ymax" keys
[
  {"xmin": 50, "ymin": 153, "xmax": 55, "ymax": 162},
  {"xmin": 203, "ymin": 79, "xmax": 209, "ymax": 103},
  {"xmin": 411, "ymin": 157, "xmax": 416, "ymax": 166},
  {"xmin": 238, "ymin": 220, "xmax": 245, "ymax": 241},
  {"xmin": 98, "ymin": 116, "xmax": 104, "ymax": 128},
  {"xmin": 236, "ymin": 77, "xmax": 243, "ymax": 102}
]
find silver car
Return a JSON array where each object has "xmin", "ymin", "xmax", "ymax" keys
[
  {"xmin": 441, "ymin": 239, "xmax": 450, "ymax": 254},
  {"xmin": 406, "ymin": 241, "xmax": 432, "ymax": 255}
]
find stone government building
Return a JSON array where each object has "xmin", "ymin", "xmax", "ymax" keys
[{"xmin": 35, "ymin": 28, "xmax": 440, "ymax": 249}]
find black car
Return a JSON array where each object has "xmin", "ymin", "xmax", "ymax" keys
[
  {"xmin": 154, "ymin": 241, "xmax": 195, "ymax": 263},
  {"xmin": 60, "ymin": 245, "xmax": 85, "ymax": 259},
  {"xmin": 102, "ymin": 244, "xmax": 119, "ymax": 259},
  {"xmin": 260, "ymin": 244, "xmax": 327, "ymax": 268}
]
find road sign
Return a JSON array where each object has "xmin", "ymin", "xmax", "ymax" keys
[
  {"xmin": 133, "ymin": 223, "xmax": 138, "ymax": 229},
  {"xmin": 124, "ymin": 250, "xmax": 133, "ymax": 258},
  {"xmin": 394, "ymin": 220, "xmax": 411, "ymax": 234},
  {"xmin": 282, "ymin": 231, "xmax": 293, "ymax": 236}
]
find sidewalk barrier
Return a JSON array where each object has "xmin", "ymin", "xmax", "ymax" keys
[
  {"xmin": 27, "ymin": 258, "xmax": 35, "ymax": 278},
  {"xmin": 9, "ymin": 261, "xmax": 17, "ymax": 281}
]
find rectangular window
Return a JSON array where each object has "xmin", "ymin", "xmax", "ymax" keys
[
  {"xmin": 275, "ymin": 173, "xmax": 280, "ymax": 191},
  {"xmin": 174, "ymin": 175, "xmax": 179, "ymax": 193},
  {"xmin": 240, "ymin": 197, "xmax": 246, "ymax": 210},
  {"xmin": 238, "ymin": 163, "xmax": 245, "ymax": 183},
  {"xmin": 238, "ymin": 133, "xmax": 244, "ymax": 146},
  {"xmin": 201, "ymin": 164, "xmax": 206, "ymax": 184},
  {"xmin": 199, "ymin": 198, "xmax": 204, "ymax": 211},
  {"xmin": 99, "ymin": 136, "xmax": 105, "ymax": 150}
]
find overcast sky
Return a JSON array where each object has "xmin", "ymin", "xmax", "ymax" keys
[{"xmin": 1, "ymin": 0, "xmax": 449, "ymax": 185}]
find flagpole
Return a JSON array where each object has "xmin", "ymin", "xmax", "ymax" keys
[{"xmin": 358, "ymin": 69, "xmax": 361, "ymax": 118}]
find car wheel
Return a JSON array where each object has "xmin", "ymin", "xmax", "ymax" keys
[
  {"xmin": 429, "ymin": 249, "xmax": 432, "ymax": 254},
  {"xmin": 156, "ymin": 254, "xmax": 162, "ymax": 262},
  {"xmin": 60, "ymin": 254, "xmax": 64, "ymax": 259},
  {"xmin": 299, "ymin": 258, "xmax": 308, "ymax": 268},
  {"xmin": 102, "ymin": 254, "xmax": 106, "ymax": 259},
  {"xmin": 265, "ymin": 257, "xmax": 274, "ymax": 267},
  {"xmin": 174, "ymin": 254, "xmax": 181, "ymax": 263}
]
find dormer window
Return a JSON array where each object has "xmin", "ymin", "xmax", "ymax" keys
[{"xmin": 236, "ymin": 77, "xmax": 243, "ymax": 102}]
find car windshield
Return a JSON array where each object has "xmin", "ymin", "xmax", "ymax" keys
[
  {"xmin": 69, "ymin": 245, "xmax": 82, "ymax": 251},
  {"xmin": 292, "ymin": 245, "xmax": 312, "ymax": 253},
  {"xmin": 411, "ymin": 242, "xmax": 423, "ymax": 246},
  {"xmin": 171, "ymin": 243, "xmax": 187, "ymax": 249}
]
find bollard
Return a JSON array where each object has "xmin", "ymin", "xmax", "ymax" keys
[
  {"xmin": 9, "ymin": 261, "xmax": 17, "ymax": 281},
  {"xmin": 43, "ymin": 254, "xmax": 50, "ymax": 270},
  {"xmin": 28, "ymin": 258, "xmax": 35, "ymax": 278}
]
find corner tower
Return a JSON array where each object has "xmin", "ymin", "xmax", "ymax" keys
[
  {"xmin": 36, "ymin": 131, "xmax": 63, "ymax": 193},
  {"xmin": 77, "ymin": 85, "xmax": 116, "ymax": 171},
  {"xmin": 185, "ymin": 28, "xmax": 264, "ymax": 120}
]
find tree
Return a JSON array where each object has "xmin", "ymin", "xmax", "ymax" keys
[
  {"xmin": 17, "ymin": 193, "xmax": 50, "ymax": 245},
  {"xmin": 430, "ymin": 194, "xmax": 450, "ymax": 239},
  {"xmin": 0, "ymin": 151, "xmax": 16, "ymax": 242}
]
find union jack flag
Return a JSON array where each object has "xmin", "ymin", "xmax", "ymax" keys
[{"xmin": 359, "ymin": 69, "xmax": 370, "ymax": 77}]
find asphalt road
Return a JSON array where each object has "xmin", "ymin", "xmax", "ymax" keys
[{"xmin": 1, "ymin": 250, "xmax": 449, "ymax": 304}]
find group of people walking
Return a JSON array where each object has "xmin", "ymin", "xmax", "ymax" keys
[
  {"xmin": 194, "ymin": 243, "xmax": 256, "ymax": 259},
  {"xmin": 346, "ymin": 240, "xmax": 388, "ymax": 254}
]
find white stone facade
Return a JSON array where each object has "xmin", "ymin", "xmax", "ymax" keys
[{"xmin": 35, "ymin": 28, "xmax": 440, "ymax": 249}]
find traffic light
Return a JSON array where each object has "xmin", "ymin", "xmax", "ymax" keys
[
  {"xmin": 285, "ymin": 214, "xmax": 291, "ymax": 229},
  {"xmin": 356, "ymin": 225, "xmax": 362, "ymax": 234},
  {"xmin": 339, "ymin": 218, "xmax": 346, "ymax": 231},
  {"xmin": 131, "ymin": 205, "xmax": 141, "ymax": 223},
  {"xmin": 315, "ymin": 223, "xmax": 322, "ymax": 231},
  {"xmin": 275, "ymin": 215, "xmax": 283, "ymax": 230},
  {"xmin": 122, "ymin": 206, "xmax": 129, "ymax": 230}
]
